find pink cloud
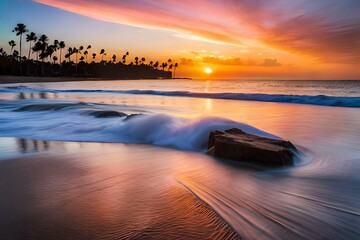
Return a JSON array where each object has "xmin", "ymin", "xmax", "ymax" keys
[{"xmin": 34, "ymin": 0, "xmax": 360, "ymax": 63}]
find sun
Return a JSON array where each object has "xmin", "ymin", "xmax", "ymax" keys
[{"xmin": 204, "ymin": 67, "xmax": 213, "ymax": 75}]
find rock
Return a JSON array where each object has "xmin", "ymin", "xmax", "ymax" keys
[
  {"xmin": 91, "ymin": 111, "xmax": 127, "ymax": 118},
  {"xmin": 207, "ymin": 128, "xmax": 297, "ymax": 166}
]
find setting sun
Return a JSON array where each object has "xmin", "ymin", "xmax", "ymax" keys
[{"xmin": 205, "ymin": 67, "xmax": 213, "ymax": 75}]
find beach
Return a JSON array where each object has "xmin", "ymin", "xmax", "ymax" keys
[
  {"xmin": 0, "ymin": 79, "xmax": 360, "ymax": 239},
  {"xmin": 0, "ymin": 141, "xmax": 240, "ymax": 239}
]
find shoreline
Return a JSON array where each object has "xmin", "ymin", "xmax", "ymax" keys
[{"xmin": 0, "ymin": 75, "xmax": 192, "ymax": 84}]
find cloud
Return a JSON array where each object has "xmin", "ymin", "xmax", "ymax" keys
[
  {"xmin": 34, "ymin": 0, "xmax": 360, "ymax": 63},
  {"xmin": 180, "ymin": 58, "xmax": 195, "ymax": 66},
  {"xmin": 202, "ymin": 56, "xmax": 281, "ymax": 67},
  {"xmin": 259, "ymin": 59, "xmax": 281, "ymax": 67}
]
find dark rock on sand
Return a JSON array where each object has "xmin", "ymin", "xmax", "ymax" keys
[
  {"xmin": 207, "ymin": 128, "xmax": 297, "ymax": 166},
  {"xmin": 91, "ymin": 110, "xmax": 127, "ymax": 118}
]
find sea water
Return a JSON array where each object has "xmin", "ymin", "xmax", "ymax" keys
[{"xmin": 0, "ymin": 79, "xmax": 359, "ymax": 239}]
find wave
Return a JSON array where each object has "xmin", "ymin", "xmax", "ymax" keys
[
  {"xmin": 1, "ymin": 86, "xmax": 360, "ymax": 107},
  {"xmin": 0, "ymin": 101, "xmax": 278, "ymax": 151}
]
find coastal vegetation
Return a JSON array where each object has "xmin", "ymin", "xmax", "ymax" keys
[{"xmin": 0, "ymin": 23, "xmax": 178, "ymax": 79}]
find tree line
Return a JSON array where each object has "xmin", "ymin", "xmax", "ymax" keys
[{"xmin": 0, "ymin": 23, "xmax": 179, "ymax": 79}]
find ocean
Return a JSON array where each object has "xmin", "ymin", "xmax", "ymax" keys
[{"xmin": 0, "ymin": 79, "xmax": 359, "ymax": 239}]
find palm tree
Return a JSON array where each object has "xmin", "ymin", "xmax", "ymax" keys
[
  {"xmin": 100, "ymin": 49, "xmax": 105, "ymax": 62},
  {"xmin": 83, "ymin": 51, "xmax": 88, "ymax": 63},
  {"xmin": 8, "ymin": 40, "xmax": 16, "ymax": 54},
  {"xmin": 32, "ymin": 41, "xmax": 42, "ymax": 75},
  {"xmin": 168, "ymin": 64, "xmax": 173, "ymax": 72},
  {"xmin": 12, "ymin": 50, "xmax": 19, "ymax": 60},
  {"xmin": 39, "ymin": 49, "xmax": 48, "ymax": 76},
  {"xmin": 53, "ymin": 40, "xmax": 59, "ymax": 52},
  {"xmin": 47, "ymin": 45, "xmax": 55, "ymax": 61},
  {"xmin": 153, "ymin": 61, "xmax": 159, "ymax": 69},
  {"xmin": 67, "ymin": 47, "xmax": 73, "ymax": 62},
  {"xmin": 12, "ymin": 24, "xmax": 28, "ymax": 70},
  {"xmin": 167, "ymin": 58, "xmax": 172, "ymax": 65},
  {"xmin": 58, "ymin": 41, "xmax": 65, "ymax": 76},
  {"xmin": 161, "ymin": 62, "xmax": 167, "ymax": 71},
  {"xmin": 92, "ymin": 53, "xmax": 97, "ymax": 74},
  {"xmin": 72, "ymin": 47, "xmax": 79, "ymax": 76},
  {"xmin": 26, "ymin": 32, "xmax": 37, "ymax": 59},
  {"xmin": 141, "ymin": 57, "xmax": 146, "ymax": 65},
  {"xmin": 135, "ymin": 57, "xmax": 139, "ymax": 65},
  {"xmin": 38, "ymin": 35, "xmax": 49, "ymax": 76},
  {"xmin": 173, "ymin": 63, "xmax": 178, "ymax": 78},
  {"xmin": 149, "ymin": 61, "xmax": 153, "ymax": 67},
  {"xmin": 53, "ymin": 56, "xmax": 58, "ymax": 64},
  {"xmin": 112, "ymin": 54, "xmax": 117, "ymax": 63},
  {"xmin": 53, "ymin": 40, "xmax": 59, "ymax": 60},
  {"xmin": 25, "ymin": 32, "xmax": 37, "ymax": 75},
  {"xmin": 87, "ymin": 45, "xmax": 91, "ymax": 51},
  {"xmin": 39, "ymin": 34, "xmax": 49, "ymax": 44},
  {"xmin": 13, "ymin": 24, "xmax": 28, "ymax": 57}
]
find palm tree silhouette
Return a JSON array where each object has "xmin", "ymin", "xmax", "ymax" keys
[
  {"xmin": 112, "ymin": 54, "xmax": 117, "ymax": 63},
  {"xmin": 13, "ymin": 23, "xmax": 28, "ymax": 58},
  {"xmin": 135, "ymin": 57, "xmax": 139, "ymax": 65},
  {"xmin": 67, "ymin": 47, "xmax": 73, "ymax": 62},
  {"xmin": 173, "ymin": 63, "xmax": 178, "ymax": 78},
  {"xmin": 100, "ymin": 49, "xmax": 106, "ymax": 62},
  {"xmin": 73, "ymin": 47, "xmax": 79, "ymax": 76},
  {"xmin": 53, "ymin": 40, "xmax": 59, "ymax": 51},
  {"xmin": 47, "ymin": 45, "xmax": 55, "ymax": 60},
  {"xmin": 32, "ymin": 41, "xmax": 42, "ymax": 75},
  {"xmin": 38, "ymin": 35, "xmax": 49, "ymax": 76},
  {"xmin": 8, "ymin": 40, "xmax": 16, "ymax": 55},
  {"xmin": 58, "ymin": 41, "xmax": 65, "ymax": 76},
  {"xmin": 141, "ymin": 57, "xmax": 146, "ymax": 65},
  {"xmin": 53, "ymin": 56, "xmax": 58, "ymax": 64},
  {"xmin": 25, "ymin": 33, "xmax": 37, "ymax": 75},
  {"xmin": 84, "ymin": 50, "xmax": 88, "ymax": 63},
  {"xmin": 26, "ymin": 32, "xmax": 37, "ymax": 60},
  {"xmin": 92, "ymin": 53, "xmax": 96, "ymax": 61},
  {"xmin": 53, "ymin": 40, "xmax": 59, "ymax": 61}
]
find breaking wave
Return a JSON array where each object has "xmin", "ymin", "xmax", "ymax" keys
[
  {"xmin": 1, "ymin": 86, "xmax": 360, "ymax": 108},
  {"xmin": 0, "ymin": 101, "xmax": 278, "ymax": 151}
]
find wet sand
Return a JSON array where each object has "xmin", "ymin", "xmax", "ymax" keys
[{"xmin": 0, "ymin": 139, "xmax": 240, "ymax": 240}]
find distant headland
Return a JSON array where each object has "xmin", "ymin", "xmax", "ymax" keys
[{"xmin": 0, "ymin": 23, "xmax": 180, "ymax": 80}]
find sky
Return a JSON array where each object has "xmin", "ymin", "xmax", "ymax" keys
[{"xmin": 0, "ymin": 0, "xmax": 359, "ymax": 79}]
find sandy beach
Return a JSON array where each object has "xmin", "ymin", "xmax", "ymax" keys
[{"xmin": 0, "ymin": 139, "xmax": 240, "ymax": 239}]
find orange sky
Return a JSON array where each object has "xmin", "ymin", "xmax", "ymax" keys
[{"xmin": 4, "ymin": 0, "xmax": 360, "ymax": 79}]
